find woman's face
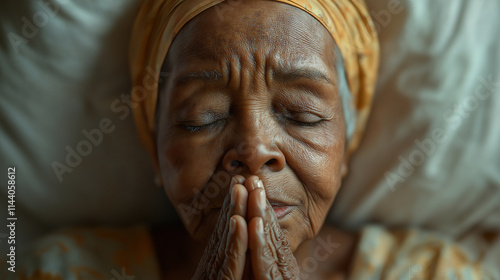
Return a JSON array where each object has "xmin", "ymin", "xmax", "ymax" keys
[{"xmin": 157, "ymin": 1, "xmax": 347, "ymax": 250}]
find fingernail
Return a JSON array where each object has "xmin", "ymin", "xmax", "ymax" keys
[
  {"xmin": 258, "ymin": 189, "xmax": 266, "ymax": 209},
  {"xmin": 257, "ymin": 180, "xmax": 264, "ymax": 189},
  {"xmin": 251, "ymin": 178, "xmax": 259, "ymax": 190},
  {"xmin": 230, "ymin": 217, "xmax": 236, "ymax": 234},
  {"xmin": 257, "ymin": 218, "xmax": 264, "ymax": 235}
]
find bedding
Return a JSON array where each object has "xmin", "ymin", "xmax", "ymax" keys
[
  {"xmin": 331, "ymin": 0, "xmax": 500, "ymax": 235},
  {"xmin": 2, "ymin": 225, "xmax": 493, "ymax": 279},
  {"xmin": 0, "ymin": 0, "xmax": 498, "ymax": 274}
]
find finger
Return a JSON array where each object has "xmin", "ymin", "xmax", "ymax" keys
[
  {"xmin": 221, "ymin": 175, "xmax": 247, "ymax": 212},
  {"xmin": 249, "ymin": 216, "xmax": 299, "ymax": 280},
  {"xmin": 219, "ymin": 215, "xmax": 248, "ymax": 280},
  {"xmin": 229, "ymin": 175, "xmax": 247, "ymax": 219},
  {"xmin": 245, "ymin": 176, "xmax": 276, "ymax": 227},
  {"xmin": 218, "ymin": 183, "xmax": 248, "ymax": 240},
  {"xmin": 244, "ymin": 175, "xmax": 263, "ymax": 193},
  {"xmin": 216, "ymin": 178, "xmax": 248, "ymax": 241},
  {"xmin": 249, "ymin": 217, "xmax": 283, "ymax": 279},
  {"xmin": 246, "ymin": 185, "xmax": 268, "ymax": 223},
  {"xmin": 231, "ymin": 183, "xmax": 248, "ymax": 218},
  {"xmin": 247, "ymin": 188, "xmax": 280, "ymax": 277},
  {"xmin": 215, "ymin": 182, "xmax": 249, "ymax": 266},
  {"xmin": 232, "ymin": 174, "xmax": 246, "ymax": 186},
  {"xmin": 193, "ymin": 176, "xmax": 249, "ymax": 279},
  {"xmin": 247, "ymin": 184, "xmax": 299, "ymax": 280}
]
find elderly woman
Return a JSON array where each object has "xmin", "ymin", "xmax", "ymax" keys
[
  {"xmin": 129, "ymin": 0, "xmax": 376, "ymax": 278},
  {"xmin": 12, "ymin": 0, "xmax": 492, "ymax": 279}
]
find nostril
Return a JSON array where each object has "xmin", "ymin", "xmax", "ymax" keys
[
  {"xmin": 265, "ymin": 159, "xmax": 277, "ymax": 165},
  {"xmin": 231, "ymin": 160, "xmax": 243, "ymax": 167}
]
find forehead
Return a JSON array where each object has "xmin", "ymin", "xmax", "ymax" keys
[{"xmin": 166, "ymin": 1, "xmax": 337, "ymax": 70}]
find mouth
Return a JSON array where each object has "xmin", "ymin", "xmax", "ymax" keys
[{"xmin": 269, "ymin": 200, "xmax": 295, "ymax": 219}]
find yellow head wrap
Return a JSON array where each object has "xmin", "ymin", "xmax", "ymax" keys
[{"xmin": 129, "ymin": 0, "xmax": 379, "ymax": 171}]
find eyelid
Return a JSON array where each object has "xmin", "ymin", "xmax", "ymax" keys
[
  {"xmin": 273, "ymin": 99, "xmax": 333, "ymax": 128},
  {"xmin": 183, "ymin": 120, "xmax": 223, "ymax": 133},
  {"xmin": 285, "ymin": 112, "xmax": 325, "ymax": 127},
  {"xmin": 180, "ymin": 120, "xmax": 223, "ymax": 134},
  {"xmin": 178, "ymin": 111, "xmax": 228, "ymax": 133},
  {"xmin": 289, "ymin": 111, "xmax": 323, "ymax": 121},
  {"xmin": 177, "ymin": 110, "xmax": 226, "ymax": 124},
  {"xmin": 275, "ymin": 98, "xmax": 327, "ymax": 116}
]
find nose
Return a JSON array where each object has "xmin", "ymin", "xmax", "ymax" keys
[{"xmin": 222, "ymin": 134, "xmax": 286, "ymax": 175}]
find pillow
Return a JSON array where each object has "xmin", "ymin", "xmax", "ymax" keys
[
  {"xmin": 329, "ymin": 0, "xmax": 500, "ymax": 238},
  {"xmin": 0, "ymin": 0, "xmax": 176, "ymax": 254}
]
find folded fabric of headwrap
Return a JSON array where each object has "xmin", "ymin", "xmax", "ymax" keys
[{"xmin": 129, "ymin": 0, "xmax": 379, "ymax": 171}]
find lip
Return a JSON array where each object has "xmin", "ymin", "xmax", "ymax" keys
[
  {"xmin": 272, "ymin": 206, "xmax": 294, "ymax": 219},
  {"xmin": 268, "ymin": 200, "xmax": 295, "ymax": 219}
]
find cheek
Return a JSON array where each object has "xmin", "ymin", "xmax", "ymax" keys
[
  {"xmin": 157, "ymin": 133, "xmax": 223, "ymax": 207},
  {"xmin": 308, "ymin": 143, "xmax": 344, "ymax": 233},
  {"xmin": 288, "ymin": 124, "xmax": 345, "ymax": 193},
  {"xmin": 285, "ymin": 123, "xmax": 345, "ymax": 233},
  {"xmin": 303, "ymin": 140, "xmax": 343, "ymax": 201},
  {"xmin": 314, "ymin": 137, "xmax": 344, "ymax": 199}
]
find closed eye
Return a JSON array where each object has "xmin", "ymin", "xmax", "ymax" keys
[
  {"xmin": 179, "ymin": 110, "xmax": 227, "ymax": 133},
  {"xmin": 182, "ymin": 119, "xmax": 225, "ymax": 133},
  {"xmin": 287, "ymin": 112, "xmax": 324, "ymax": 126}
]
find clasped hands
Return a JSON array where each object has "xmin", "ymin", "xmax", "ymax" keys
[{"xmin": 193, "ymin": 175, "xmax": 300, "ymax": 280}]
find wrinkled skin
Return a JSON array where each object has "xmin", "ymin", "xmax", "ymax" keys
[
  {"xmin": 156, "ymin": 1, "xmax": 348, "ymax": 279},
  {"xmin": 192, "ymin": 175, "xmax": 300, "ymax": 279}
]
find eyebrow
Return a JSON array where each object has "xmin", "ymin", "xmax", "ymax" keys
[
  {"xmin": 272, "ymin": 68, "xmax": 333, "ymax": 85},
  {"xmin": 175, "ymin": 70, "xmax": 224, "ymax": 85},
  {"xmin": 174, "ymin": 67, "xmax": 333, "ymax": 86}
]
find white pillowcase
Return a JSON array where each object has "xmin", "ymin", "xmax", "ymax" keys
[
  {"xmin": 0, "ymin": 0, "xmax": 176, "ymax": 253},
  {"xmin": 330, "ymin": 0, "xmax": 500, "ymax": 238}
]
